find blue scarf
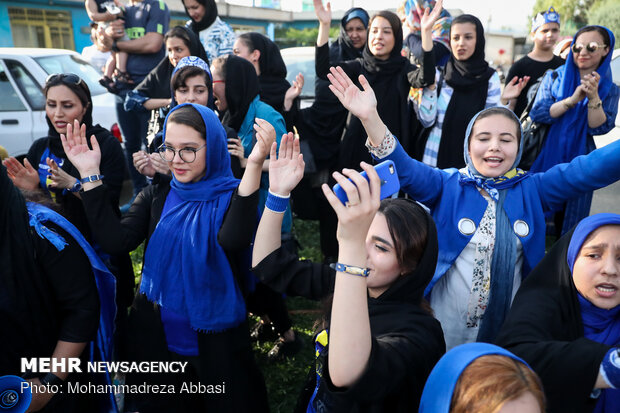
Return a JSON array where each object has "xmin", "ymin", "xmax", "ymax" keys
[
  {"xmin": 567, "ymin": 213, "xmax": 620, "ymax": 413},
  {"xmin": 419, "ymin": 343, "xmax": 533, "ymax": 412},
  {"xmin": 141, "ymin": 103, "xmax": 244, "ymax": 333},
  {"xmin": 531, "ymin": 26, "xmax": 615, "ymax": 173},
  {"xmin": 27, "ymin": 202, "xmax": 118, "ymax": 413},
  {"xmin": 459, "ymin": 108, "xmax": 528, "ymax": 342},
  {"xmin": 170, "ymin": 56, "xmax": 214, "ymax": 109}
]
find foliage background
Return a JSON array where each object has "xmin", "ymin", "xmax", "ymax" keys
[{"xmin": 531, "ymin": 0, "xmax": 620, "ymax": 37}]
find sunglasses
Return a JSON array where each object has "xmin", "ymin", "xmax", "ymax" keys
[
  {"xmin": 571, "ymin": 42, "xmax": 606, "ymax": 54},
  {"xmin": 45, "ymin": 73, "xmax": 84, "ymax": 87}
]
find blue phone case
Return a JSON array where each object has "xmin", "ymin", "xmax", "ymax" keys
[{"xmin": 332, "ymin": 160, "xmax": 400, "ymax": 205}]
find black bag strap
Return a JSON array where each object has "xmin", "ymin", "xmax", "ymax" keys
[{"xmin": 520, "ymin": 69, "xmax": 558, "ymax": 122}]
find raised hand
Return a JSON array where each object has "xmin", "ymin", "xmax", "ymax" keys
[
  {"xmin": 418, "ymin": 0, "xmax": 444, "ymax": 33},
  {"xmin": 3, "ymin": 156, "xmax": 39, "ymax": 190},
  {"xmin": 313, "ymin": 0, "xmax": 332, "ymax": 25},
  {"xmin": 249, "ymin": 118, "xmax": 276, "ymax": 165},
  {"xmin": 268, "ymin": 132, "xmax": 304, "ymax": 196},
  {"xmin": 328, "ymin": 66, "xmax": 377, "ymax": 121},
  {"xmin": 46, "ymin": 158, "xmax": 77, "ymax": 190},
  {"xmin": 569, "ymin": 84, "xmax": 587, "ymax": 106},
  {"xmin": 321, "ymin": 162, "xmax": 381, "ymax": 244},
  {"xmin": 133, "ymin": 150, "xmax": 156, "ymax": 178},
  {"xmin": 284, "ymin": 73, "xmax": 305, "ymax": 111},
  {"xmin": 501, "ymin": 75, "xmax": 530, "ymax": 101},
  {"xmin": 60, "ymin": 119, "xmax": 102, "ymax": 176}
]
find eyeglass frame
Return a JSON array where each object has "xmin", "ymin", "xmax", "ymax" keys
[
  {"xmin": 45, "ymin": 73, "xmax": 84, "ymax": 87},
  {"xmin": 571, "ymin": 42, "xmax": 607, "ymax": 54},
  {"xmin": 157, "ymin": 143, "xmax": 207, "ymax": 163}
]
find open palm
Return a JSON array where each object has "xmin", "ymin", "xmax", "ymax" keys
[
  {"xmin": 268, "ymin": 132, "xmax": 304, "ymax": 196},
  {"xmin": 60, "ymin": 119, "xmax": 102, "ymax": 175},
  {"xmin": 328, "ymin": 66, "xmax": 377, "ymax": 121},
  {"xmin": 418, "ymin": 0, "xmax": 444, "ymax": 32},
  {"xmin": 313, "ymin": 0, "xmax": 332, "ymax": 24}
]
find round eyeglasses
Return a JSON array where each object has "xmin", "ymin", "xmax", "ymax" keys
[
  {"xmin": 572, "ymin": 42, "xmax": 606, "ymax": 54},
  {"xmin": 157, "ymin": 143, "xmax": 207, "ymax": 163}
]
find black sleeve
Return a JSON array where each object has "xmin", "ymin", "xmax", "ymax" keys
[
  {"xmin": 505, "ymin": 59, "xmax": 521, "ymax": 85},
  {"xmin": 80, "ymin": 184, "xmax": 154, "ymax": 255},
  {"xmin": 35, "ymin": 223, "xmax": 100, "ymax": 342},
  {"xmin": 316, "ymin": 43, "xmax": 359, "ymax": 81},
  {"xmin": 217, "ymin": 189, "xmax": 259, "ymax": 252},
  {"xmin": 407, "ymin": 50, "xmax": 436, "ymax": 88},
  {"xmin": 252, "ymin": 246, "xmax": 335, "ymax": 300},
  {"xmin": 26, "ymin": 138, "xmax": 46, "ymax": 177},
  {"xmin": 98, "ymin": 136, "xmax": 127, "ymax": 205}
]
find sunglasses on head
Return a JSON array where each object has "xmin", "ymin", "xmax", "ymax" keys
[
  {"xmin": 45, "ymin": 73, "xmax": 84, "ymax": 87},
  {"xmin": 571, "ymin": 42, "xmax": 606, "ymax": 54}
]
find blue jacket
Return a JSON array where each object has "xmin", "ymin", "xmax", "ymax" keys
[{"xmin": 381, "ymin": 138, "xmax": 620, "ymax": 296}]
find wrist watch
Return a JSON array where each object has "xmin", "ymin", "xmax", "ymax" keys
[
  {"xmin": 111, "ymin": 40, "xmax": 120, "ymax": 52},
  {"xmin": 39, "ymin": 373, "xmax": 64, "ymax": 387},
  {"xmin": 80, "ymin": 174, "xmax": 104, "ymax": 184},
  {"xmin": 68, "ymin": 179, "xmax": 82, "ymax": 193},
  {"xmin": 587, "ymin": 99, "xmax": 602, "ymax": 109}
]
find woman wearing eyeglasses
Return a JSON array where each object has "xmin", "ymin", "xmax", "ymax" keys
[
  {"xmin": 59, "ymin": 103, "xmax": 270, "ymax": 412},
  {"xmin": 529, "ymin": 26, "xmax": 618, "ymax": 234}
]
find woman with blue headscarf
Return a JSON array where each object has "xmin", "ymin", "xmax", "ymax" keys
[
  {"xmin": 328, "ymin": 65, "xmax": 620, "ymax": 350},
  {"xmin": 59, "ymin": 103, "xmax": 271, "ymax": 412},
  {"xmin": 419, "ymin": 343, "xmax": 545, "ymax": 412},
  {"xmin": 497, "ymin": 214, "xmax": 620, "ymax": 413},
  {"xmin": 529, "ymin": 26, "xmax": 618, "ymax": 234}
]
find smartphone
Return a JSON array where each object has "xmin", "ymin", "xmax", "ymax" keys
[
  {"xmin": 105, "ymin": 3, "xmax": 122, "ymax": 15},
  {"xmin": 332, "ymin": 160, "xmax": 400, "ymax": 205}
]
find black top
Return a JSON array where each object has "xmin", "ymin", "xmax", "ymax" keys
[
  {"xmin": 316, "ymin": 43, "xmax": 436, "ymax": 169},
  {"xmin": 496, "ymin": 230, "xmax": 609, "ymax": 413},
  {"xmin": 252, "ymin": 207, "xmax": 445, "ymax": 412},
  {"xmin": 0, "ymin": 165, "xmax": 99, "ymax": 375},
  {"xmin": 506, "ymin": 54, "xmax": 565, "ymax": 117},
  {"xmin": 79, "ymin": 179, "xmax": 269, "ymax": 412}
]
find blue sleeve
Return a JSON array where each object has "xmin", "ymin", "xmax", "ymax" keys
[
  {"xmin": 534, "ymin": 138, "xmax": 620, "ymax": 212},
  {"xmin": 123, "ymin": 90, "xmax": 149, "ymax": 112},
  {"xmin": 145, "ymin": 0, "xmax": 169, "ymax": 35},
  {"xmin": 380, "ymin": 139, "xmax": 449, "ymax": 207},
  {"xmin": 588, "ymin": 84, "xmax": 619, "ymax": 136},
  {"xmin": 530, "ymin": 70, "xmax": 559, "ymax": 124}
]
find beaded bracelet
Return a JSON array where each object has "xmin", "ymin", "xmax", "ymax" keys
[{"xmin": 265, "ymin": 190, "xmax": 289, "ymax": 213}]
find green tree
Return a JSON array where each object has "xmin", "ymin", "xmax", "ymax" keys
[
  {"xmin": 530, "ymin": 0, "xmax": 596, "ymax": 34},
  {"xmin": 588, "ymin": 0, "xmax": 620, "ymax": 40},
  {"xmin": 275, "ymin": 26, "xmax": 339, "ymax": 48}
]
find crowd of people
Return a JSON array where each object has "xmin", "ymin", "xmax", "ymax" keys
[{"xmin": 1, "ymin": 0, "xmax": 619, "ymax": 412}]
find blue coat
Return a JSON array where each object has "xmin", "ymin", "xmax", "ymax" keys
[{"xmin": 381, "ymin": 138, "xmax": 620, "ymax": 296}]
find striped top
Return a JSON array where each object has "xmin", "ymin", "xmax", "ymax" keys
[{"xmin": 418, "ymin": 70, "xmax": 501, "ymax": 167}]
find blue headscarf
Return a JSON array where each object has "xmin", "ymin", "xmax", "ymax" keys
[
  {"xmin": 27, "ymin": 202, "xmax": 119, "ymax": 412},
  {"xmin": 459, "ymin": 107, "xmax": 529, "ymax": 342},
  {"xmin": 419, "ymin": 343, "xmax": 535, "ymax": 412},
  {"xmin": 140, "ymin": 103, "xmax": 244, "ymax": 333},
  {"xmin": 170, "ymin": 56, "xmax": 215, "ymax": 110},
  {"xmin": 566, "ymin": 213, "xmax": 620, "ymax": 413},
  {"xmin": 531, "ymin": 26, "xmax": 615, "ymax": 173}
]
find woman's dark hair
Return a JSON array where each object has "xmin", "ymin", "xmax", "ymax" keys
[
  {"xmin": 164, "ymin": 25, "xmax": 192, "ymax": 48},
  {"xmin": 167, "ymin": 105, "xmax": 206, "ymax": 137},
  {"xmin": 237, "ymin": 33, "xmax": 255, "ymax": 52},
  {"xmin": 171, "ymin": 65, "xmax": 212, "ymax": 93},
  {"xmin": 378, "ymin": 198, "xmax": 427, "ymax": 274},
  {"xmin": 574, "ymin": 25, "xmax": 611, "ymax": 65},
  {"xmin": 470, "ymin": 107, "xmax": 521, "ymax": 144}
]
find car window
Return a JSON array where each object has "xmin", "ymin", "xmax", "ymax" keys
[
  {"xmin": 36, "ymin": 54, "xmax": 107, "ymax": 96},
  {"xmin": 282, "ymin": 51, "xmax": 315, "ymax": 98},
  {"xmin": 0, "ymin": 64, "xmax": 27, "ymax": 112},
  {"xmin": 4, "ymin": 60, "xmax": 45, "ymax": 111}
]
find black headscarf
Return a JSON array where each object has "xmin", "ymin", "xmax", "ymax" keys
[
  {"xmin": 0, "ymin": 164, "xmax": 59, "ymax": 374},
  {"xmin": 242, "ymin": 32, "xmax": 290, "ymax": 113},
  {"xmin": 135, "ymin": 26, "xmax": 208, "ymax": 100},
  {"xmin": 361, "ymin": 10, "xmax": 408, "ymax": 77},
  {"xmin": 220, "ymin": 55, "xmax": 260, "ymax": 132},
  {"xmin": 184, "ymin": 0, "xmax": 217, "ymax": 33},
  {"xmin": 437, "ymin": 14, "xmax": 495, "ymax": 169},
  {"xmin": 330, "ymin": 7, "xmax": 370, "ymax": 63},
  {"xmin": 495, "ymin": 229, "xmax": 610, "ymax": 413}
]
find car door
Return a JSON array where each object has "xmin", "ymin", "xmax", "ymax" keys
[{"xmin": 0, "ymin": 60, "xmax": 37, "ymax": 157}]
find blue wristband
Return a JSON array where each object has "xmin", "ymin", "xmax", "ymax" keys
[
  {"xmin": 601, "ymin": 348, "xmax": 620, "ymax": 389},
  {"xmin": 330, "ymin": 262, "xmax": 370, "ymax": 277},
  {"xmin": 265, "ymin": 190, "xmax": 289, "ymax": 213}
]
